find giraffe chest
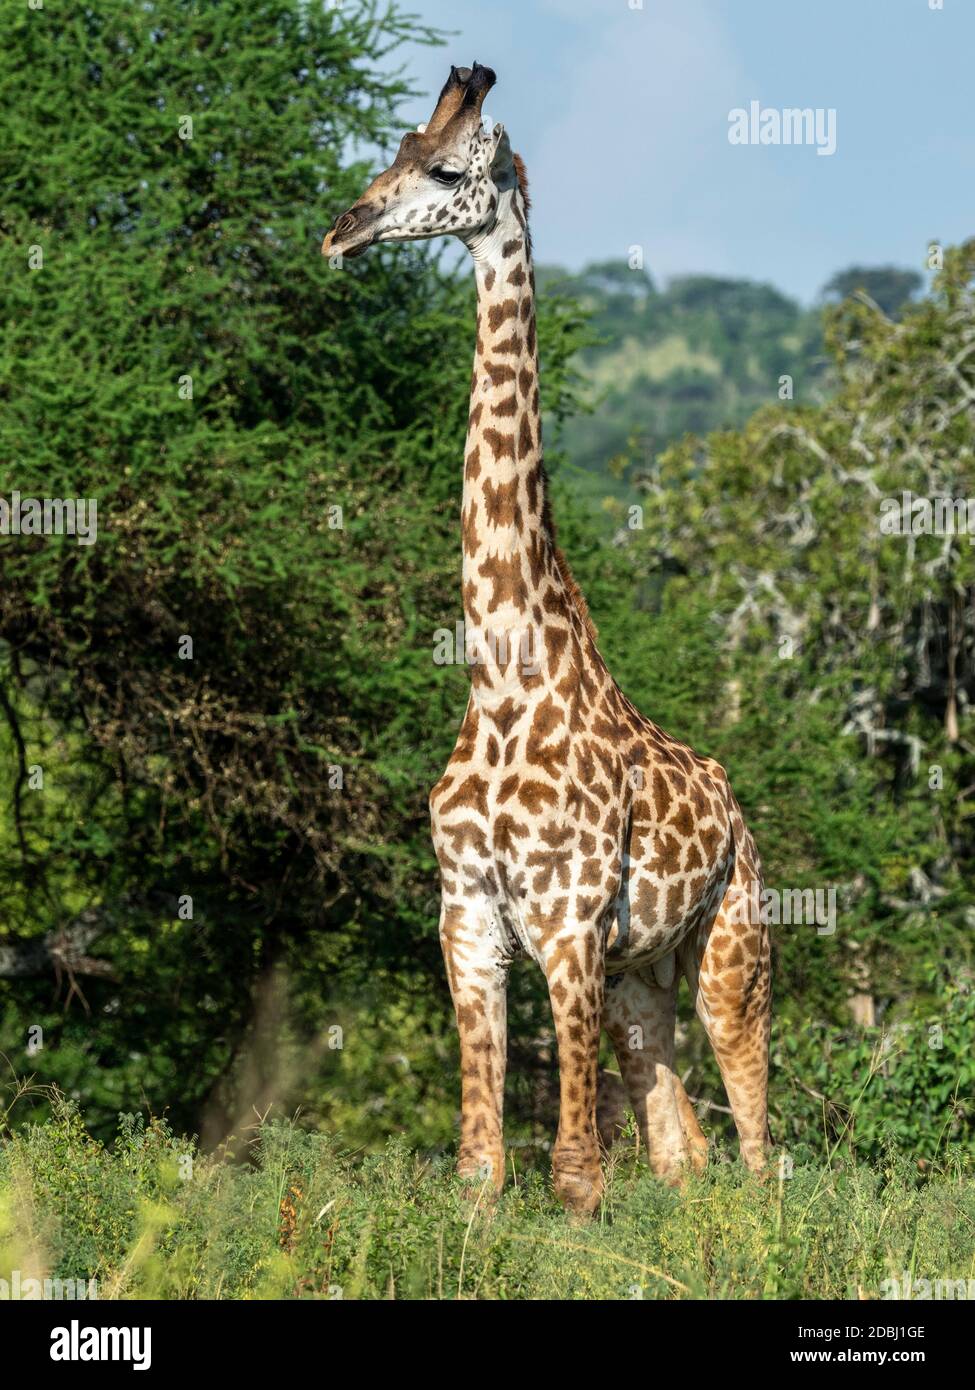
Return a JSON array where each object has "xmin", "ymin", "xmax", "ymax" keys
[
  {"xmin": 429, "ymin": 708, "xmax": 629, "ymax": 958},
  {"xmin": 429, "ymin": 696, "xmax": 738, "ymax": 972}
]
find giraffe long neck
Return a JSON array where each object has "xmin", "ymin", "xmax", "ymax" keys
[{"xmin": 460, "ymin": 186, "xmax": 591, "ymax": 703}]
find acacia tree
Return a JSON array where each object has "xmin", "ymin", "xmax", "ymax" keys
[{"xmin": 0, "ymin": 0, "xmax": 592, "ymax": 1139}]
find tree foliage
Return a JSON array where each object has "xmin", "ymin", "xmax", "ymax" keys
[{"xmin": 0, "ymin": 0, "xmax": 590, "ymax": 1138}]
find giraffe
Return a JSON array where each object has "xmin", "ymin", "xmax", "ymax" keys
[{"xmin": 322, "ymin": 63, "xmax": 771, "ymax": 1217}]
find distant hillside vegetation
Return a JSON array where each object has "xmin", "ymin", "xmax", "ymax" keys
[{"xmin": 538, "ymin": 261, "xmax": 922, "ymax": 512}]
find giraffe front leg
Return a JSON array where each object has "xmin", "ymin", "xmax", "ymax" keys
[
  {"xmin": 539, "ymin": 922, "xmax": 606, "ymax": 1218},
  {"xmin": 440, "ymin": 903, "xmax": 510, "ymax": 1196}
]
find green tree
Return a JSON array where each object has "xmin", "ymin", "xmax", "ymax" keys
[
  {"xmin": 0, "ymin": 0, "xmax": 591, "ymax": 1143},
  {"xmin": 820, "ymin": 264, "xmax": 923, "ymax": 319},
  {"xmin": 608, "ymin": 242, "xmax": 975, "ymax": 1039}
]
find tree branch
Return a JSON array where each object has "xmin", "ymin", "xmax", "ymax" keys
[{"xmin": 0, "ymin": 908, "xmax": 116, "ymax": 980}]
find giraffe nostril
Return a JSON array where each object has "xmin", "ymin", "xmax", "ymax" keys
[{"xmin": 334, "ymin": 210, "xmax": 357, "ymax": 236}]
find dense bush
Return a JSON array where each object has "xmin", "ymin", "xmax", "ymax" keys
[{"xmin": 1, "ymin": 1096, "xmax": 972, "ymax": 1299}]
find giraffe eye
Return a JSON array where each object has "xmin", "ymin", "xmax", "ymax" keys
[{"xmin": 430, "ymin": 166, "xmax": 463, "ymax": 186}]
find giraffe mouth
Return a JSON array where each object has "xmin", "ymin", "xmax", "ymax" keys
[
  {"xmin": 321, "ymin": 229, "xmax": 374, "ymax": 260},
  {"xmin": 321, "ymin": 208, "xmax": 376, "ymax": 260}
]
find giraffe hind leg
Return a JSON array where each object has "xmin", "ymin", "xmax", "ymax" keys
[
  {"xmin": 595, "ymin": 1066, "xmax": 628, "ymax": 1153},
  {"xmin": 684, "ymin": 855, "xmax": 772, "ymax": 1174},
  {"xmin": 672, "ymin": 1070, "xmax": 709, "ymax": 1171},
  {"xmin": 602, "ymin": 968, "xmax": 706, "ymax": 1182}
]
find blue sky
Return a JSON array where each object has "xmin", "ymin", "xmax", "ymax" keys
[{"xmin": 387, "ymin": 0, "xmax": 974, "ymax": 302}]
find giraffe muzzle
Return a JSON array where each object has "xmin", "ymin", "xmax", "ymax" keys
[{"xmin": 322, "ymin": 207, "xmax": 374, "ymax": 259}]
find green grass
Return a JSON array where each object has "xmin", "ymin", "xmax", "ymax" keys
[{"xmin": 1, "ymin": 1091, "xmax": 973, "ymax": 1300}]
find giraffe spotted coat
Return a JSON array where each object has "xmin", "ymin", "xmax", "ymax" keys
[{"xmin": 323, "ymin": 62, "xmax": 771, "ymax": 1216}]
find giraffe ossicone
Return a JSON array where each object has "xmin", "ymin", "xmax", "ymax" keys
[{"xmin": 323, "ymin": 62, "xmax": 772, "ymax": 1217}]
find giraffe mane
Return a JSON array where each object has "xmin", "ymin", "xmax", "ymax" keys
[
  {"xmin": 555, "ymin": 545, "xmax": 599, "ymax": 643},
  {"xmin": 512, "ymin": 152, "xmax": 533, "ymax": 260},
  {"xmin": 509, "ymin": 154, "xmax": 593, "ymax": 640},
  {"xmin": 512, "ymin": 153, "xmax": 531, "ymax": 214},
  {"xmin": 540, "ymin": 476, "xmax": 599, "ymax": 643}
]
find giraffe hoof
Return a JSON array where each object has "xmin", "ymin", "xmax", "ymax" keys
[
  {"xmin": 652, "ymin": 1166, "xmax": 687, "ymax": 1189},
  {"xmin": 456, "ymin": 1154, "xmax": 504, "ymax": 1207},
  {"xmin": 687, "ymin": 1138, "xmax": 709, "ymax": 1175},
  {"xmin": 553, "ymin": 1168, "xmax": 603, "ymax": 1218},
  {"xmin": 652, "ymin": 1145, "xmax": 708, "ymax": 1186}
]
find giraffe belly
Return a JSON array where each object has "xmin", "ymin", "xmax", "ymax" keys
[
  {"xmin": 604, "ymin": 897, "xmax": 699, "ymax": 975},
  {"xmin": 604, "ymin": 850, "xmax": 733, "ymax": 976}
]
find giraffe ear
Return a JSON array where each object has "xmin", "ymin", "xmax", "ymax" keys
[{"xmin": 490, "ymin": 124, "xmax": 513, "ymax": 177}]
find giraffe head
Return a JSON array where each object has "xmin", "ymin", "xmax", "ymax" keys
[{"xmin": 322, "ymin": 62, "xmax": 518, "ymax": 260}]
